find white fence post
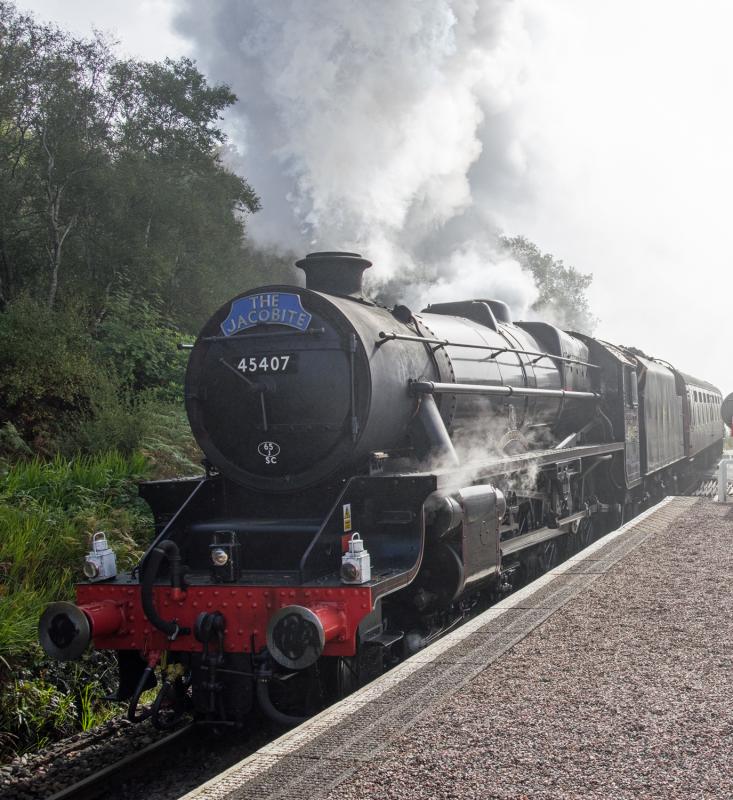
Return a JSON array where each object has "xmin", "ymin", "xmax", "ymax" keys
[{"xmin": 720, "ymin": 457, "xmax": 730, "ymax": 503}]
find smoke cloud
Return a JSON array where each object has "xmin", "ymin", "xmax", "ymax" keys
[{"xmin": 173, "ymin": 1, "xmax": 538, "ymax": 317}]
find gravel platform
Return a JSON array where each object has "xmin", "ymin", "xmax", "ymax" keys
[
  {"xmin": 184, "ymin": 497, "xmax": 733, "ymax": 800},
  {"xmin": 333, "ymin": 498, "xmax": 733, "ymax": 800}
]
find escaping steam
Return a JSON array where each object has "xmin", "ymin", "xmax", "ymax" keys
[{"xmin": 174, "ymin": 1, "xmax": 538, "ymax": 316}]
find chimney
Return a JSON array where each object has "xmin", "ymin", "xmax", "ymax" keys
[{"xmin": 295, "ymin": 251, "xmax": 372, "ymax": 296}]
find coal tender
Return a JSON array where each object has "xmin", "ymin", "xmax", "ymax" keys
[{"xmin": 39, "ymin": 252, "xmax": 724, "ymax": 728}]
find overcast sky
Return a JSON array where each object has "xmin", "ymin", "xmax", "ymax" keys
[{"xmin": 17, "ymin": 0, "xmax": 731, "ymax": 395}]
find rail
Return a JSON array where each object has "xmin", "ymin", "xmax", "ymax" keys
[{"xmin": 45, "ymin": 723, "xmax": 195, "ymax": 800}]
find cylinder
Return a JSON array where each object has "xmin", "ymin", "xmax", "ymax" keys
[{"xmin": 266, "ymin": 604, "xmax": 344, "ymax": 670}]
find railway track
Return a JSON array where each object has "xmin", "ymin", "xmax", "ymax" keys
[
  {"xmin": 0, "ymin": 714, "xmax": 274, "ymax": 800},
  {"xmin": 45, "ymin": 723, "xmax": 196, "ymax": 800}
]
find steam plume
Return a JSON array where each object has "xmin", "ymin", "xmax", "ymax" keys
[{"xmin": 174, "ymin": 1, "xmax": 537, "ymax": 315}]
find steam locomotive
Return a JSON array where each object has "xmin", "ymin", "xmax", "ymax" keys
[{"xmin": 39, "ymin": 252, "xmax": 724, "ymax": 728}]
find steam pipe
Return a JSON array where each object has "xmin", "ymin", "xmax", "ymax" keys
[
  {"xmin": 141, "ymin": 540, "xmax": 188, "ymax": 640},
  {"xmin": 415, "ymin": 394, "xmax": 459, "ymax": 467},
  {"xmin": 127, "ymin": 651, "xmax": 160, "ymax": 723}
]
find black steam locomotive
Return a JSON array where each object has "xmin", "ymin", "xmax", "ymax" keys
[{"xmin": 39, "ymin": 252, "xmax": 724, "ymax": 727}]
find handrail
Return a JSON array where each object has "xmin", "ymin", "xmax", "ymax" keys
[
  {"xmin": 377, "ymin": 331, "xmax": 599, "ymax": 369},
  {"xmin": 410, "ymin": 380, "xmax": 599, "ymax": 401}
]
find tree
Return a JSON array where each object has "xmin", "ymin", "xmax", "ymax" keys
[
  {"xmin": 0, "ymin": 4, "xmax": 117, "ymax": 308},
  {"xmin": 501, "ymin": 235, "xmax": 596, "ymax": 333},
  {"xmin": 0, "ymin": 2, "xmax": 263, "ymax": 324}
]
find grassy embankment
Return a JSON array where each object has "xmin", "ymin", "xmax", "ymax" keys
[{"xmin": 0, "ymin": 408, "xmax": 202, "ymax": 762}]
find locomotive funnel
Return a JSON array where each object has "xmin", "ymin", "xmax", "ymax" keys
[
  {"xmin": 295, "ymin": 251, "xmax": 372, "ymax": 296},
  {"xmin": 266, "ymin": 604, "xmax": 345, "ymax": 670},
  {"xmin": 39, "ymin": 600, "xmax": 124, "ymax": 661}
]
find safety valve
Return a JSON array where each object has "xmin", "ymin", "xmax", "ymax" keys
[
  {"xmin": 341, "ymin": 532, "xmax": 371, "ymax": 584},
  {"xmin": 83, "ymin": 532, "xmax": 117, "ymax": 581}
]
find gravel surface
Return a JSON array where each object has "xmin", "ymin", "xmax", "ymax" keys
[
  {"xmin": 0, "ymin": 716, "xmax": 189, "ymax": 800},
  {"xmin": 330, "ymin": 500, "xmax": 733, "ymax": 800},
  {"xmin": 0, "ymin": 712, "xmax": 272, "ymax": 800},
  {"xmin": 101, "ymin": 724, "xmax": 272, "ymax": 800}
]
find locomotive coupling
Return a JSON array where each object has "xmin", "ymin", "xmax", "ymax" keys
[
  {"xmin": 39, "ymin": 600, "xmax": 125, "ymax": 661},
  {"xmin": 266, "ymin": 604, "xmax": 346, "ymax": 670}
]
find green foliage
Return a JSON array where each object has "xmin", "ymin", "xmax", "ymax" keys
[
  {"xmin": 501, "ymin": 235, "xmax": 597, "ymax": 333},
  {"xmin": 139, "ymin": 403, "xmax": 203, "ymax": 479},
  {"xmin": 1, "ymin": 675, "xmax": 78, "ymax": 752},
  {"xmin": 0, "ymin": 452, "xmax": 149, "ymax": 649},
  {"xmin": 0, "ymin": 421, "xmax": 31, "ymax": 459},
  {"xmin": 0, "ymin": 297, "xmax": 102, "ymax": 447},
  {"xmin": 67, "ymin": 385, "xmax": 154, "ymax": 457},
  {"xmin": 239, "ymin": 243, "xmax": 299, "ymax": 293},
  {"xmin": 94, "ymin": 289, "xmax": 187, "ymax": 398},
  {"xmin": 0, "ymin": 292, "xmax": 194, "ymax": 454},
  {"xmin": 0, "ymin": 452, "xmax": 152, "ymax": 757},
  {"xmin": 0, "ymin": 1, "xmax": 286, "ymax": 763},
  {"xmin": 0, "ymin": 451, "xmax": 148, "ymax": 506},
  {"xmin": 0, "ymin": 2, "xmax": 259, "ymax": 320},
  {"xmin": 0, "ymin": 651, "xmax": 120, "ymax": 758}
]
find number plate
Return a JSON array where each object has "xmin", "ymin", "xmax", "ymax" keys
[{"xmin": 235, "ymin": 353, "xmax": 298, "ymax": 375}]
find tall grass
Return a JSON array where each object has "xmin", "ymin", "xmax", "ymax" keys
[
  {"xmin": 0, "ymin": 452, "xmax": 151, "ymax": 655},
  {"xmin": 1, "ymin": 451, "xmax": 148, "ymax": 504},
  {"xmin": 0, "ymin": 452, "xmax": 153, "ymax": 759}
]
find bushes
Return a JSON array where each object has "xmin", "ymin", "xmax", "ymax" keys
[
  {"xmin": 66, "ymin": 384, "xmax": 154, "ymax": 457},
  {"xmin": 0, "ymin": 294, "xmax": 191, "ymax": 456},
  {"xmin": 94, "ymin": 289, "xmax": 188, "ymax": 401},
  {"xmin": 0, "ymin": 298, "xmax": 102, "ymax": 450}
]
